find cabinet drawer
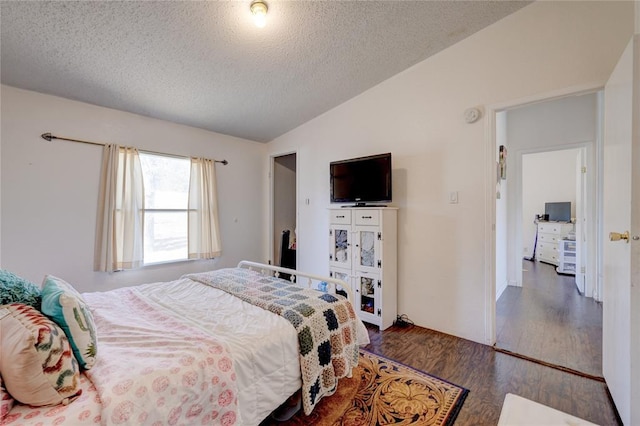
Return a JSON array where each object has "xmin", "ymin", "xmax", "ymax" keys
[
  {"xmin": 539, "ymin": 252, "xmax": 559, "ymax": 263},
  {"xmin": 538, "ymin": 233, "xmax": 560, "ymax": 244},
  {"xmin": 537, "ymin": 243, "xmax": 557, "ymax": 257},
  {"xmin": 538, "ymin": 223, "xmax": 564, "ymax": 234},
  {"xmin": 354, "ymin": 210, "xmax": 379, "ymax": 226},
  {"xmin": 329, "ymin": 210, "xmax": 351, "ymax": 225}
]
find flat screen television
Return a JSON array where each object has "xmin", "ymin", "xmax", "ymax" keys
[
  {"xmin": 330, "ymin": 153, "xmax": 392, "ymax": 205},
  {"xmin": 545, "ymin": 202, "xmax": 571, "ymax": 222}
]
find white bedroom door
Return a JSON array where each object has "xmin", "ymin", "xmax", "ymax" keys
[
  {"xmin": 574, "ymin": 148, "xmax": 586, "ymax": 295},
  {"xmin": 602, "ymin": 34, "xmax": 640, "ymax": 425}
]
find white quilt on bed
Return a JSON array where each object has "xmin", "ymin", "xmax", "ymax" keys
[
  {"xmin": 186, "ymin": 268, "xmax": 362, "ymax": 416},
  {"xmin": 138, "ymin": 278, "xmax": 302, "ymax": 425}
]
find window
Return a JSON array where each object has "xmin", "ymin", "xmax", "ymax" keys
[{"xmin": 139, "ymin": 153, "xmax": 191, "ymax": 264}]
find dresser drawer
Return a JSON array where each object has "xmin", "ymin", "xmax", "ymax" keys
[
  {"xmin": 538, "ymin": 232, "xmax": 560, "ymax": 244},
  {"xmin": 354, "ymin": 210, "xmax": 379, "ymax": 226},
  {"xmin": 537, "ymin": 242, "xmax": 558, "ymax": 258},
  {"xmin": 537, "ymin": 241, "xmax": 557, "ymax": 251},
  {"xmin": 329, "ymin": 210, "xmax": 351, "ymax": 225},
  {"xmin": 538, "ymin": 223, "xmax": 564, "ymax": 234},
  {"xmin": 538, "ymin": 252, "xmax": 559, "ymax": 264}
]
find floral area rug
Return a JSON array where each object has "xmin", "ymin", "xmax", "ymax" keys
[{"xmin": 264, "ymin": 349, "xmax": 468, "ymax": 426}]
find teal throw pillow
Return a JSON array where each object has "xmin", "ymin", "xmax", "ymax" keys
[
  {"xmin": 0, "ymin": 269, "xmax": 42, "ymax": 309},
  {"xmin": 40, "ymin": 275, "xmax": 98, "ymax": 370}
]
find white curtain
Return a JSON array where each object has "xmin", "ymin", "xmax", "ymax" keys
[
  {"xmin": 94, "ymin": 144, "xmax": 145, "ymax": 272},
  {"xmin": 188, "ymin": 157, "xmax": 222, "ymax": 259}
]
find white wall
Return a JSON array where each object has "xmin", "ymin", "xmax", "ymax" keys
[
  {"xmin": 521, "ymin": 149, "xmax": 580, "ymax": 259},
  {"xmin": 265, "ymin": 1, "xmax": 633, "ymax": 343},
  {"xmin": 1, "ymin": 85, "xmax": 267, "ymax": 292}
]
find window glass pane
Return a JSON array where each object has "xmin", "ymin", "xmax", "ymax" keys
[
  {"xmin": 139, "ymin": 153, "xmax": 190, "ymax": 209},
  {"xmin": 144, "ymin": 211, "xmax": 188, "ymax": 264}
]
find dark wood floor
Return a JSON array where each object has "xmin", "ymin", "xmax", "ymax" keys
[
  {"xmin": 364, "ymin": 323, "xmax": 619, "ymax": 425},
  {"xmin": 496, "ymin": 260, "xmax": 603, "ymax": 377}
]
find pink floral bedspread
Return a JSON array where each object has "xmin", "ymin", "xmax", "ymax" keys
[
  {"xmin": 2, "ymin": 374, "xmax": 99, "ymax": 425},
  {"xmin": 5, "ymin": 286, "xmax": 239, "ymax": 425},
  {"xmin": 82, "ymin": 287, "xmax": 239, "ymax": 425}
]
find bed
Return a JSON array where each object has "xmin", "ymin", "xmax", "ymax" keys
[{"xmin": 1, "ymin": 261, "xmax": 370, "ymax": 426}]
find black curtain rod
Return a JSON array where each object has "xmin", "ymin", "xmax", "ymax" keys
[{"xmin": 41, "ymin": 132, "xmax": 229, "ymax": 166}]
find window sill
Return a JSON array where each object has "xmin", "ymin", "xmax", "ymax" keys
[{"xmin": 142, "ymin": 258, "xmax": 195, "ymax": 268}]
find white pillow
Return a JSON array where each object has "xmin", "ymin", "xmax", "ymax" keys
[{"xmin": 0, "ymin": 304, "xmax": 81, "ymax": 406}]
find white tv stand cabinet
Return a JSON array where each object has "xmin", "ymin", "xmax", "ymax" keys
[{"xmin": 328, "ymin": 207, "xmax": 397, "ymax": 330}]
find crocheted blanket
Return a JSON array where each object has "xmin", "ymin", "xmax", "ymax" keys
[{"xmin": 186, "ymin": 267, "xmax": 360, "ymax": 415}]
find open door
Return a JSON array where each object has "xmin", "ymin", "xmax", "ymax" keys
[
  {"xmin": 574, "ymin": 148, "xmax": 586, "ymax": 295},
  {"xmin": 602, "ymin": 34, "xmax": 640, "ymax": 425},
  {"xmin": 271, "ymin": 153, "xmax": 297, "ymax": 268}
]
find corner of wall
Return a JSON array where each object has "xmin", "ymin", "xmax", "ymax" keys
[{"xmin": 495, "ymin": 279, "xmax": 508, "ymax": 301}]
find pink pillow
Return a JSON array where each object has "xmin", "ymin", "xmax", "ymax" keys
[{"xmin": 0, "ymin": 304, "xmax": 81, "ymax": 406}]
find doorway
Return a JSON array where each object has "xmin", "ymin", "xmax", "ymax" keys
[
  {"xmin": 493, "ymin": 92, "xmax": 603, "ymax": 378},
  {"xmin": 271, "ymin": 153, "xmax": 297, "ymax": 269}
]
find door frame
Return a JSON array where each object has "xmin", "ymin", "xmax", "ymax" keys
[
  {"xmin": 269, "ymin": 150, "xmax": 298, "ymax": 267},
  {"xmin": 484, "ymin": 83, "xmax": 604, "ymax": 345},
  {"xmin": 515, "ymin": 144, "xmax": 593, "ymax": 292}
]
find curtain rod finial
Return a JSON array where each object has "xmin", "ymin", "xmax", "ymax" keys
[
  {"xmin": 221, "ymin": 160, "xmax": 228, "ymax": 166},
  {"xmin": 41, "ymin": 132, "xmax": 53, "ymax": 141}
]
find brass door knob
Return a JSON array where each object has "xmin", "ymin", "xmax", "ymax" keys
[{"xmin": 609, "ymin": 231, "xmax": 630, "ymax": 243}]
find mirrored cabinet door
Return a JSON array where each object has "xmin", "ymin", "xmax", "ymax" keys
[
  {"xmin": 354, "ymin": 226, "xmax": 380, "ymax": 274},
  {"xmin": 355, "ymin": 272, "xmax": 380, "ymax": 324},
  {"xmin": 329, "ymin": 225, "xmax": 352, "ymax": 269},
  {"xmin": 329, "ymin": 268, "xmax": 351, "ymax": 300}
]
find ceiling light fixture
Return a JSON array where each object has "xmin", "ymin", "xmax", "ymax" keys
[{"xmin": 250, "ymin": 0, "xmax": 268, "ymax": 28}]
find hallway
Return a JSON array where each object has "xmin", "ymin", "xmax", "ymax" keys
[{"xmin": 496, "ymin": 260, "xmax": 603, "ymax": 378}]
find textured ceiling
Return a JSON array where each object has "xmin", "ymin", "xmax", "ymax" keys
[{"xmin": 1, "ymin": 1, "xmax": 530, "ymax": 142}]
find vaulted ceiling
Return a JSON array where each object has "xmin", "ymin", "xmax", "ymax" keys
[{"xmin": 1, "ymin": 1, "xmax": 530, "ymax": 142}]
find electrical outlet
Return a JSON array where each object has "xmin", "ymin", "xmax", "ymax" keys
[{"xmin": 449, "ymin": 191, "xmax": 458, "ymax": 204}]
